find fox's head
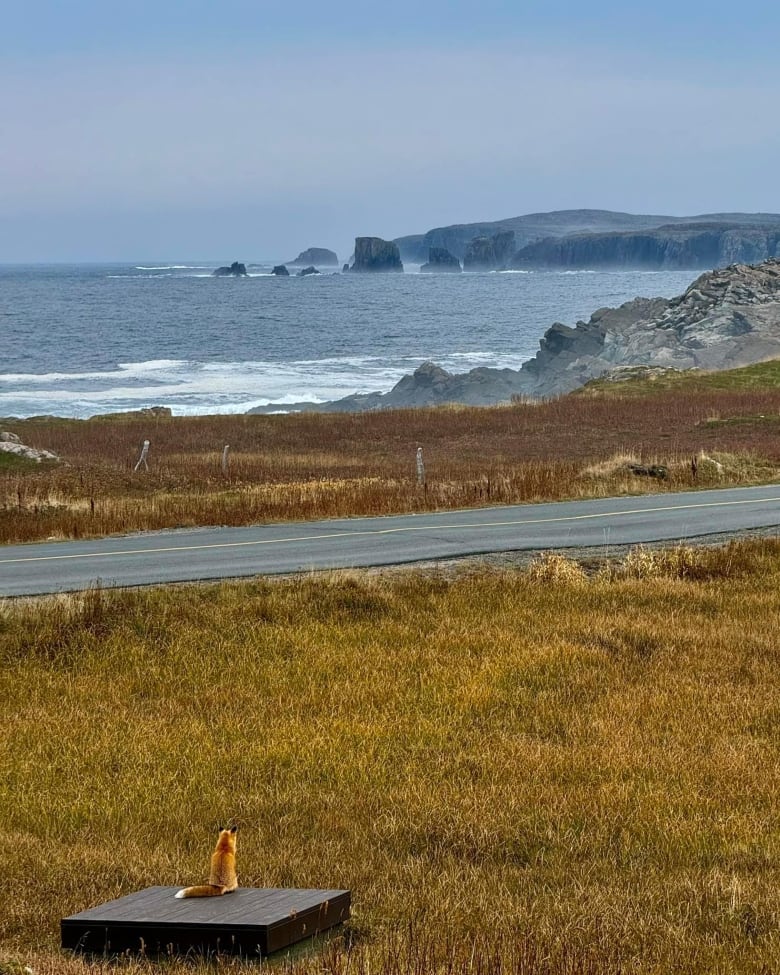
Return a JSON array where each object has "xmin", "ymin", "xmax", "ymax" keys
[{"xmin": 216, "ymin": 824, "xmax": 238, "ymax": 852}]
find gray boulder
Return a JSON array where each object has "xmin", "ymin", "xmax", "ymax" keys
[
  {"xmin": 0, "ymin": 440, "xmax": 59, "ymax": 462},
  {"xmin": 420, "ymin": 247, "xmax": 462, "ymax": 273},
  {"xmin": 272, "ymin": 265, "xmax": 290, "ymax": 276},
  {"xmin": 297, "ymin": 266, "xmax": 320, "ymax": 276},
  {"xmin": 349, "ymin": 237, "xmax": 403, "ymax": 273}
]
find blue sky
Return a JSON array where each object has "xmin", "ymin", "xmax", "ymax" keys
[{"xmin": 2, "ymin": 0, "xmax": 779, "ymax": 260}]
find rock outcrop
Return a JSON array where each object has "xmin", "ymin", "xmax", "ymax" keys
[
  {"xmin": 297, "ymin": 266, "xmax": 320, "ymax": 276},
  {"xmin": 420, "ymin": 247, "xmax": 462, "ymax": 273},
  {"xmin": 1, "ymin": 432, "xmax": 59, "ymax": 463},
  {"xmin": 247, "ymin": 258, "xmax": 780, "ymax": 412},
  {"xmin": 288, "ymin": 247, "xmax": 339, "ymax": 266},
  {"xmin": 349, "ymin": 237, "xmax": 403, "ymax": 273},
  {"xmin": 213, "ymin": 262, "xmax": 248, "ymax": 277},
  {"xmin": 516, "ymin": 258, "xmax": 780, "ymax": 395},
  {"xmin": 511, "ymin": 224, "xmax": 780, "ymax": 270},
  {"xmin": 272, "ymin": 265, "xmax": 290, "ymax": 276},
  {"xmin": 463, "ymin": 231, "xmax": 515, "ymax": 271}
]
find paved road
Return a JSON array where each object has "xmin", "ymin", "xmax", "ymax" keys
[{"xmin": 2, "ymin": 485, "xmax": 780, "ymax": 597}]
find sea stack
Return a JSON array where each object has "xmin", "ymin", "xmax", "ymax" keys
[
  {"xmin": 349, "ymin": 237, "xmax": 404, "ymax": 273},
  {"xmin": 463, "ymin": 232, "xmax": 515, "ymax": 271},
  {"xmin": 420, "ymin": 247, "xmax": 462, "ymax": 273}
]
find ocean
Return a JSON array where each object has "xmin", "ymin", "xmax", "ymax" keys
[{"xmin": 0, "ymin": 263, "xmax": 699, "ymax": 418}]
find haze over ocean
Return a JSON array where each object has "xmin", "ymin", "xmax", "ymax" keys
[
  {"xmin": 0, "ymin": 265, "xmax": 696, "ymax": 418},
  {"xmin": 2, "ymin": 2, "xmax": 779, "ymax": 262}
]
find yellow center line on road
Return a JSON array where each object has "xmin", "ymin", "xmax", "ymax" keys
[{"xmin": 2, "ymin": 494, "xmax": 780, "ymax": 566}]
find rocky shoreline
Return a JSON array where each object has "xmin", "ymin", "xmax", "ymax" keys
[{"xmin": 247, "ymin": 258, "xmax": 780, "ymax": 413}]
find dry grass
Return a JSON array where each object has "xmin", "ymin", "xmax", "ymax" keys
[
  {"xmin": 3, "ymin": 386, "xmax": 780, "ymax": 544},
  {"xmin": 4, "ymin": 539, "xmax": 780, "ymax": 973}
]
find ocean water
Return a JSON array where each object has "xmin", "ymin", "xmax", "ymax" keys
[{"xmin": 0, "ymin": 263, "xmax": 699, "ymax": 418}]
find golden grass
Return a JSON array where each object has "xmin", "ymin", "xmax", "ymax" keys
[
  {"xmin": 4, "ymin": 539, "xmax": 780, "ymax": 972},
  {"xmin": 4, "ymin": 388, "xmax": 780, "ymax": 544}
]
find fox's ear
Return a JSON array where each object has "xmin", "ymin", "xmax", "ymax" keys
[
  {"xmin": 230, "ymin": 825, "xmax": 239, "ymax": 833},
  {"xmin": 218, "ymin": 825, "xmax": 224, "ymax": 832}
]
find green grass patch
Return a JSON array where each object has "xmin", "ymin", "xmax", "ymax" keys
[
  {"xmin": 579, "ymin": 358, "xmax": 780, "ymax": 396},
  {"xmin": 0, "ymin": 451, "xmax": 39, "ymax": 472}
]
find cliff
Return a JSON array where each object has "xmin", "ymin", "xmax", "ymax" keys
[
  {"xmin": 517, "ymin": 258, "xmax": 780, "ymax": 395},
  {"xmin": 463, "ymin": 231, "xmax": 515, "ymax": 271},
  {"xmin": 511, "ymin": 223, "xmax": 780, "ymax": 270},
  {"xmin": 420, "ymin": 247, "xmax": 462, "ymax": 273},
  {"xmin": 394, "ymin": 209, "xmax": 780, "ymax": 265}
]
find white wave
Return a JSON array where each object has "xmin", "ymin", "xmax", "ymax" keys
[
  {"xmin": 0, "ymin": 360, "xmax": 188, "ymax": 384},
  {"xmin": 134, "ymin": 265, "xmax": 210, "ymax": 270},
  {"xmin": 0, "ymin": 351, "xmax": 535, "ymax": 419}
]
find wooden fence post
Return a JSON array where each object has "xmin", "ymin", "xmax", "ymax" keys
[
  {"xmin": 416, "ymin": 447, "xmax": 425, "ymax": 486},
  {"xmin": 134, "ymin": 439, "xmax": 150, "ymax": 472}
]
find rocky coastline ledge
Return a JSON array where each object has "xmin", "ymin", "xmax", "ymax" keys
[{"xmin": 247, "ymin": 259, "xmax": 780, "ymax": 413}]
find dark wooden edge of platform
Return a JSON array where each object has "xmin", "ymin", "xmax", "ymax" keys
[{"xmin": 61, "ymin": 889, "xmax": 351, "ymax": 958}]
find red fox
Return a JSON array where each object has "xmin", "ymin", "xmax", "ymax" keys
[{"xmin": 175, "ymin": 825, "xmax": 239, "ymax": 898}]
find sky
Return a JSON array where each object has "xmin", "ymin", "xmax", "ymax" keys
[{"xmin": 1, "ymin": 0, "xmax": 779, "ymax": 262}]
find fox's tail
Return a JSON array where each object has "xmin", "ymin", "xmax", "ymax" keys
[{"xmin": 175, "ymin": 884, "xmax": 229, "ymax": 898}]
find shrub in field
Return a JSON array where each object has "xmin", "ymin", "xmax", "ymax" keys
[{"xmin": 526, "ymin": 552, "xmax": 586, "ymax": 584}]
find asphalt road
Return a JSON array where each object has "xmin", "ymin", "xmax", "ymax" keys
[{"xmin": 2, "ymin": 484, "xmax": 780, "ymax": 597}]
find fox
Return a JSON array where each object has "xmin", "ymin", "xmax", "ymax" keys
[{"xmin": 175, "ymin": 825, "xmax": 239, "ymax": 898}]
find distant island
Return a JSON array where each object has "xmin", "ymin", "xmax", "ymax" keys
[
  {"xmin": 287, "ymin": 247, "xmax": 339, "ymax": 266},
  {"xmin": 393, "ymin": 209, "xmax": 780, "ymax": 271}
]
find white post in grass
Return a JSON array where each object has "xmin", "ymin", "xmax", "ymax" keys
[
  {"xmin": 222, "ymin": 444, "xmax": 230, "ymax": 475},
  {"xmin": 134, "ymin": 439, "xmax": 150, "ymax": 472},
  {"xmin": 416, "ymin": 446, "xmax": 425, "ymax": 486}
]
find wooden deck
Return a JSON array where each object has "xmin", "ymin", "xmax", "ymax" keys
[{"xmin": 61, "ymin": 886, "xmax": 351, "ymax": 957}]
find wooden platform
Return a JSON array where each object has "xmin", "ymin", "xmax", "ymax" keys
[{"xmin": 61, "ymin": 886, "xmax": 351, "ymax": 957}]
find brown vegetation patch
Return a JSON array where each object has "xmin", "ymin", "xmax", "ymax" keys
[{"xmin": 2, "ymin": 387, "xmax": 780, "ymax": 544}]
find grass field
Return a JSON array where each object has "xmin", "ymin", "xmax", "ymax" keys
[
  {"xmin": 4, "ymin": 539, "xmax": 780, "ymax": 973},
  {"xmin": 3, "ymin": 372, "xmax": 780, "ymax": 545}
]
